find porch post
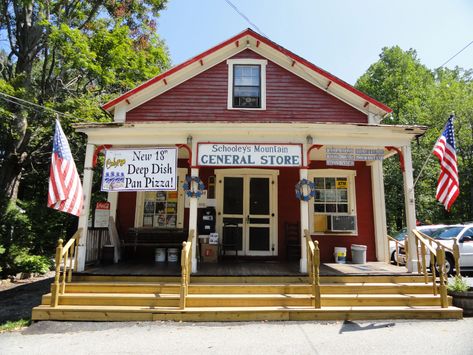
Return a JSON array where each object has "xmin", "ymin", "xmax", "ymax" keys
[
  {"xmin": 77, "ymin": 143, "xmax": 95, "ymax": 271},
  {"xmin": 402, "ymin": 144, "xmax": 418, "ymax": 272},
  {"xmin": 107, "ymin": 192, "xmax": 118, "ymax": 221},
  {"xmin": 189, "ymin": 167, "xmax": 199, "ymax": 273},
  {"xmin": 299, "ymin": 168, "xmax": 309, "ymax": 273},
  {"xmin": 370, "ymin": 160, "xmax": 389, "ymax": 261}
]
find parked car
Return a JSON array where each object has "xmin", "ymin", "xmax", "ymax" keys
[
  {"xmin": 389, "ymin": 225, "xmax": 446, "ymax": 264},
  {"xmin": 426, "ymin": 224, "xmax": 473, "ymax": 274}
]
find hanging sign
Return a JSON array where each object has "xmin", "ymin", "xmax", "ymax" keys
[
  {"xmin": 326, "ymin": 146, "xmax": 384, "ymax": 166},
  {"xmin": 94, "ymin": 201, "xmax": 110, "ymax": 228},
  {"xmin": 197, "ymin": 143, "xmax": 302, "ymax": 167},
  {"xmin": 101, "ymin": 147, "xmax": 177, "ymax": 191}
]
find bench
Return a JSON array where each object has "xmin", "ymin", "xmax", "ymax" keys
[{"xmin": 122, "ymin": 228, "xmax": 187, "ymax": 256}]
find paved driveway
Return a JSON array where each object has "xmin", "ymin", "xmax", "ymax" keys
[{"xmin": 1, "ymin": 319, "xmax": 472, "ymax": 355}]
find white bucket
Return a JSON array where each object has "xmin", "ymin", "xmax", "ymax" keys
[
  {"xmin": 334, "ymin": 247, "xmax": 347, "ymax": 264},
  {"xmin": 155, "ymin": 248, "xmax": 166, "ymax": 262},
  {"xmin": 167, "ymin": 248, "xmax": 178, "ymax": 263}
]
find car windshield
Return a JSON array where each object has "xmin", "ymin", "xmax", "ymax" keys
[
  {"xmin": 431, "ymin": 227, "xmax": 464, "ymax": 240},
  {"xmin": 393, "ymin": 228, "xmax": 407, "ymax": 241}
]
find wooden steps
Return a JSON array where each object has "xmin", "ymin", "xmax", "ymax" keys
[{"xmin": 32, "ymin": 274, "xmax": 463, "ymax": 321}]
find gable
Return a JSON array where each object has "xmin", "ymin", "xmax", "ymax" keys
[{"xmin": 127, "ymin": 49, "xmax": 367, "ymax": 123}]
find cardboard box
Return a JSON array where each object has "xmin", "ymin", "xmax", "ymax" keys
[{"xmin": 201, "ymin": 243, "xmax": 218, "ymax": 263}]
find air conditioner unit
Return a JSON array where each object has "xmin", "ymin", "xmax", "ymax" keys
[{"xmin": 327, "ymin": 215, "xmax": 356, "ymax": 232}]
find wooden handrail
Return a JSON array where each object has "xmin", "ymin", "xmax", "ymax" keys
[
  {"xmin": 387, "ymin": 235, "xmax": 402, "ymax": 266},
  {"xmin": 304, "ymin": 229, "xmax": 321, "ymax": 309},
  {"xmin": 411, "ymin": 229, "xmax": 448, "ymax": 307},
  {"xmin": 180, "ymin": 229, "xmax": 195, "ymax": 309},
  {"xmin": 51, "ymin": 228, "xmax": 82, "ymax": 307},
  {"xmin": 416, "ymin": 230, "xmax": 461, "ymax": 276}
]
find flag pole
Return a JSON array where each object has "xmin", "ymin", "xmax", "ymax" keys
[{"xmin": 413, "ymin": 112, "xmax": 454, "ymax": 188}]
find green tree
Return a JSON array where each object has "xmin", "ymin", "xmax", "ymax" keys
[
  {"xmin": 356, "ymin": 46, "xmax": 473, "ymax": 231},
  {"xmin": 0, "ymin": 0, "xmax": 170, "ymax": 276}
]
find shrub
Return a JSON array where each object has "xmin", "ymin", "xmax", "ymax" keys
[
  {"xmin": 13, "ymin": 250, "xmax": 53, "ymax": 275},
  {"xmin": 447, "ymin": 275, "xmax": 470, "ymax": 293}
]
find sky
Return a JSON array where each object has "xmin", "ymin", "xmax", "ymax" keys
[{"xmin": 158, "ymin": 0, "xmax": 473, "ymax": 85}]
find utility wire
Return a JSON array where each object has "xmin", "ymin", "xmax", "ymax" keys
[
  {"xmin": 0, "ymin": 91, "xmax": 84, "ymax": 122},
  {"xmin": 223, "ymin": 0, "xmax": 268, "ymax": 38},
  {"xmin": 438, "ymin": 39, "xmax": 473, "ymax": 68}
]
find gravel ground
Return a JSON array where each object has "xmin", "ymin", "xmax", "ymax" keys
[{"xmin": 0, "ymin": 319, "xmax": 472, "ymax": 355}]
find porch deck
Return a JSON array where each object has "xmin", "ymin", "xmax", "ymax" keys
[{"xmin": 80, "ymin": 261, "xmax": 410, "ymax": 277}]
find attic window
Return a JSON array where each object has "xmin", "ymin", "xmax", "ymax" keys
[{"xmin": 227, "ymin": 59, "xmax": 267, "ymax": 110}]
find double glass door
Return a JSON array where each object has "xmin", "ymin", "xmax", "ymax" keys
[{"xmin": 219, "ymin": 173, "xmax": 277, "ymax": 256}]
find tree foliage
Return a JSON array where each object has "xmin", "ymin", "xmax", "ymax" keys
[
  {"xmin": 356, "ymin": 46, "xmax": 473, "ymax": 232},
  {"xmin": 0, "ymin": 0, "xmax": 170, "ymax": 277}
]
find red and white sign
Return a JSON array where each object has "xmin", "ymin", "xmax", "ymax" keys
[{"xmin": 94, "ymin": 201, "xmax": 110, "ymax": 228}]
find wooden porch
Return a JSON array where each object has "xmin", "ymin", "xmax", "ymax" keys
[{"xmin": 79, "ymin": 260, "xmax": 412, "ymax": 277}]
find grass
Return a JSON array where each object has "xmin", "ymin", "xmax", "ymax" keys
[{"xmin": 0, "ymin": 319, "xmax": 31, "ymax": 333}]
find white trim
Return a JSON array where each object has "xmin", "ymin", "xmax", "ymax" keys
[
  {"xmin": 308, "ymin": 169, "xmax": 358, "ymax": 236},
  {"xmin": 402, "ymin": 145, "xmax": 418, "ymax": 272},
  {"xmin": 215, "ymin": 168, "xmax": 278, "ymax": 256},
  {"xmin": 134, "ymin": 168, "xmax": 187, "ymax": 228},
  {"xmin": 368, "ymin": 160, "xmax": 388, "ymax": 261},
  {"xmin": 227, "ymin": 58, "xmax": 267, "ymax": 110}
]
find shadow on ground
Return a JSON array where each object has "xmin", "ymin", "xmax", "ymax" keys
[{"xmin": 0, "ymin": 277, "xmax": 53, "ymax": 324}]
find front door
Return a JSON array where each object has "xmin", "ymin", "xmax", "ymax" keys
[{"xmin": 217, "ymin": 170, "xmax": 278, "ymax": 256}]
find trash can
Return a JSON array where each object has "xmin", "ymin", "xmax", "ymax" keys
[
  {"xmin": 333, "ymin": 247, "xmax": 347, "ymax": 264},
  {"xmin": 155, "ymin": 248, "xmax": 166, "ymax": 262},
  {"xmin": 351, "ymin": 244, "xmax": 367, "ymax": 264},
  {"xmin": 101, "ymin": 245, "xmax": 115, "ymax": 265}
]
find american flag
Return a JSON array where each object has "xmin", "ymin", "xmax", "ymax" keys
[
  {"xmin": 48, "ymin": 120, "xmax": 83, "ymax": 216},
  {"xmin": 433, "ymin": 115, "xmax": 459, "ymax": 211}
]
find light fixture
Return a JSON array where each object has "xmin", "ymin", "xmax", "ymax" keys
[
  {"xmin": 187, "ymin": 135, "xmax": 193, "ymax": 146},
  {"xmin": 306, "ymin": 135, "xmax": 313, "ymax": 145}
]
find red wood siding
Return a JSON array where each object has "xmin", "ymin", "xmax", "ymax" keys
[
  {"xmin": 127, "ymin": 49, "xmax": 367, "ymax": 123},
  {"xmin": 309, "ymin": 161, "xmax": 376, "ymax": 262}
]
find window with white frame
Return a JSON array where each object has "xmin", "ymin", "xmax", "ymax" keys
[
  {"xmin": 135, "ymin": 168, "xmax": 186, "ymax": 228},
  {"xmin": 309, "ymin": 169, "xmax": 357, "ymax": 234},
  {"xmin": 227, "ymin": 59, "xmax": 267, "ymax": 110}
]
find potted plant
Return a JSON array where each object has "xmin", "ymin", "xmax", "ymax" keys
[{"xmin": 447, "ymin": 276, "xmax": 473, "ymax": 316}]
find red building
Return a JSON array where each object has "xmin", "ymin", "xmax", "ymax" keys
[{"xmin": 73, "ymin": 29, "xmax": 425, "ymax": 272}]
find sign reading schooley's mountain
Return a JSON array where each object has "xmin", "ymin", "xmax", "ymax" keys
[{"xmin": 101, "ymin": 148, "xmax": 177, "ymax": 191}]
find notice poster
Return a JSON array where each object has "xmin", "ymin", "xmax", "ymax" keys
[
  {"xmin": 101, "ymin": 148, "xmax": 177, "ymax": 191},
  {"xmin": 94, "ymin": 201, "xmax": 110, "ymax": 228}
]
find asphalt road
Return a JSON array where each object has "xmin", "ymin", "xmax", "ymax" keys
[{"xmin": 1, "ymin": 319, "xmax": 472, "ymax": 355}]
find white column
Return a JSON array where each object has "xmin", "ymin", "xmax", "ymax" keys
[
  {"xmin": 107, "ymin": 192, "xmax": 118, "ymax": 220},
  {"xmin": 189, "ymin": 167, "xmax": 199, "ymax": 273},
  {"xmin": 370, "ymin": 160, "xmax": 388, "ymax": 262},
  {"xmin": 77, "ymin": 143, "xmax": 95, "ymax": 272},
  {"xmin": 402, "ymin": 145, "xmax": 418, "ymax": 272},
  {"xmin": 299, "ymin": 168, "xmax": 309, "ymax": 273}
]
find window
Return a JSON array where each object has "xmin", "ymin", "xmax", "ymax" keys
[
  {"xmin": 142, "ymin": 191, "xmax": 179, "ymax": 228},
  {"xmin": 227, "ymin": 59, "xmax": 267, "ymax": 110},
  {"xmin": 135, "ymin": 168, "xmax": 186, "ymax": 228},
  {"xmin": 309, "ymin": 169, "xmax": 357, "ymax": 234},
  {"xmin": 233, "ymin": 65, "xmax": 261, "ymax": 108}
]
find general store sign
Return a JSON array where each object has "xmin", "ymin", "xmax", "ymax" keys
[
  {"xmin": 197, "ymin": 143, "xmax": 302, "ymax": 167},
  {"xmin": 101, "ymin": 148, "xmax": 177, "ymax": 191}
]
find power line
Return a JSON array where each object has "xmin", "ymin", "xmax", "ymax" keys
[
  {"xmin": 438, "ymin": 39, "xmax": 473, "ymax": 68},
  {"xmin": 0, "ymin": 91, "xmax": 85, "ymax": 122},
  {"xmin": 223, "ymin": 0, "xmax": 268, "ymax": 38}
]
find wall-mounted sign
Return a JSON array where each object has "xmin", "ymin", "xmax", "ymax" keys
[
  {"xmin": 94, "ymin": 201, "xmax": 110, "ymax": 228},
  {"xmin": 101, "ymin": 148, "xmax": 177, "ymax": 191},
  {"xmin": 197, "ymin": 143, "xmax": 302, "ymax": 167},
  {"xmin": 326, "ymin": 146, "xmax": 384, "ymax": 166}
]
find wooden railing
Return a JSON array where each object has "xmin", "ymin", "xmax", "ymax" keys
[
  {"xmin": 304, "ymin": 229, "xmax": 321, "ymax": 308},
  {"xmin": 387, "ymin": 235, "xmax": 403, "ymax": 266},
  {"xmin": 51, "ymin": 228, "xmax": 82, "ymax": 307},
  {"xmin": 180, "ymin": 229, "xmax": 195, "ymax": 309},
  {"xmin": 411, "ymin": 230, "xmax": 451, "ymax": 308}
]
